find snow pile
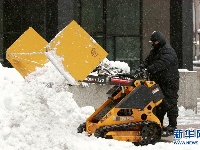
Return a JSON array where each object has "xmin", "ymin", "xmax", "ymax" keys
[
  {"xmin": 25, "ymin": 50, "xmax": 73, "ymax": 85},
  {"xmin": 96, "ymin": 58, "xmax": 130, "ymax": 75},
  {"xmin": 0, "ymin": 63, "xmax": 23, "ymax": 82},
  {"xmin": 25, "ymin": 62, "xmax": 66, "ymax": 84},
  {"xmin": 0, "ymin": 78, "xmax": 94, "ymax": 149},
  {"xmin": 178, "ymin": 106, "xmax": 195, "ymax": 116},
  {"xmin": 0, "ymin": 59, "xmax": 131, "ymax": 149},
  {"xmin": 25, "ymin": 57, "xmax": 130, "ymax": 87}
]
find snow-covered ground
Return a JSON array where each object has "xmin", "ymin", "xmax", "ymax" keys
[{"xmin": 0, "ymin": 62, "xmax": 200, "ymax": 150}]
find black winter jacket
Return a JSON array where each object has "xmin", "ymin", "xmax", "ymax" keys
[{"xmin": 144, "ymin": 36, "xmax": 179, "ymax": 84}]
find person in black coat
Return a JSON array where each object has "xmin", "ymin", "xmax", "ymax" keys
[{"xmin": 141, "ymin": 31, "xmax": 179, "ymax": 135}]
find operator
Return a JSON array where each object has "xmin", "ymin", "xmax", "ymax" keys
[{"xmin": 140, "ymin": 31, "xmax": 179, "ymax": 136}]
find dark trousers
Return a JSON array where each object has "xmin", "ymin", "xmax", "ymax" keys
[{"xmin": 156, "ymin": 79, "xmax": 179, "ymax": 127}]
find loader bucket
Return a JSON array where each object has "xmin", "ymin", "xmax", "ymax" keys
[
  {"xmin": 6, "ymin": 20, "xmax": 108, "ymax": 83},
  {"xmin": 6, "ymin": 27, "xmax": 48, "ymax": 78},
  {"xmin": 47, "ymin": 20, "xmax": 108, "ymax": 82}
]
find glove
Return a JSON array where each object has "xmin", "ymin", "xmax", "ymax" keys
[
  {"xmin": 139, "ymin": 63, "xmax": 146, "ymax": 69},
  {"xmin": 140, "ymin": 68, "xmax": 149, "ymax": 79},
  {"xmin": 143, "ymin": 68, "xmax": 149, "ymax": 74}
]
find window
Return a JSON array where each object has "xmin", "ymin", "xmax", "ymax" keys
[{"xmin": 75, "ymin": 0, "xmax": 141, "ymax": 71}]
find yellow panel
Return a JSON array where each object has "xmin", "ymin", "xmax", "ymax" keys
[
  {"xmin": 7, "ymin": 53, "xmax": 47, "ymax": 77},
  {"xmin": 6, "ymin": 27, "xmax": 48, "ymax": 77},
  {"xmin": 47, "ymin": 20, "xmax": 108, "ymax": 81}
]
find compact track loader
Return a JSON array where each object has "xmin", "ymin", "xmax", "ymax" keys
[{"xmin": 77, "ymin": 69, "xmax": 164, "ymax": 146}]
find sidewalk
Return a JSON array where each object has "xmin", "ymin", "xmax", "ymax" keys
[{"xmin": 162, "ymin": 102, "xmax": 200, "ymax": 142}]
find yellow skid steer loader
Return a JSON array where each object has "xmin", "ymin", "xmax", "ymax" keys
[{"xmin": 77, "ymin": 69, "xmax": 163, "ymax": 146}]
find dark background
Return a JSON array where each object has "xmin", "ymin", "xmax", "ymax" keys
[{"xmin": 0, "ymin": 0, "xmax": 193, "ymax": 71}]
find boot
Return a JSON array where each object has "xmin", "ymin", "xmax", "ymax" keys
[
  {"xmin": 162, "ymin": 125, "xmax": 177, "ymax": 132},
  {"xmin": 166, "ymin": 125, "xmax": 177, "ymax": 132},
  {"xmin": 162, "ymin": 125, "xmax": 177, "ymax": 137},
  {"xmin": 162, "ymin": 116, "xmax": 177, "ymax": 137}
]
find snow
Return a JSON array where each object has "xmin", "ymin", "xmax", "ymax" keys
[
  {"xmin": 0, "ymin": 62, "xmax": 200, "ymax": 150},
  {"xmin": 178, "ymin": 69, "xmax": 197, "ymax": 72},
  {"xmin": 45, "ymin": 50, "xmax": 77, "ymax": 85}
]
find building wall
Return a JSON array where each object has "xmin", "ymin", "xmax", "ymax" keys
[
  {"xmin": 45, "ymin": 0, "xmax": 58, "ymax": 42},
  {"xmin": 171, "ymin": 0, "xmax": 193, "ymax": 70},
  {"xmin": 68, "ymin": 70, "xmax": 200, "ymax": 110},
  {"xmin": 0, "ymin": 0, "xmax": 58, "ymax": 66},
  {"xmin": 142, "ymin": 0, "xmax": 170, "ymax": 60},
  {"xmin": 58, "ymin": 0, "xmax": 74, "ymax": 31},
  {"xmin": 0, "ymin": 0, "xmax": 194, "ymax": 71},
  {"xmin": 68, "ymin": 71, "xmax": 199, "ymax": 110}
]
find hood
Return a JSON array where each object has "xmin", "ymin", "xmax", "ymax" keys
[{"xmin": 150, "ymin": 31, "xmax": 166, "ymax": 46}]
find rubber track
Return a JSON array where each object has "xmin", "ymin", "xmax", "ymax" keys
[{"xmin": 94, "ymin": 121, "xmax": 161, "ymax": 146}]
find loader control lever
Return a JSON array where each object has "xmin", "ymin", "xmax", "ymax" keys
[{"xmin": 83, "ymin": 69, "xmax": 148, "ymax": 86}]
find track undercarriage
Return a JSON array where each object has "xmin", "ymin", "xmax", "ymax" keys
[{"xmin": 78, "ymin": 121, "xmax": 161, "ymax": 146}]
